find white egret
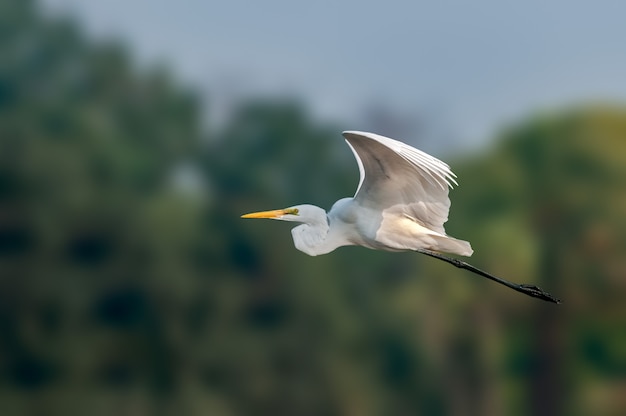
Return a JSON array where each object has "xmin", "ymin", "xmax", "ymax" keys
[{"xmin": 242, "ymin": 131, "xmax": 560, "ymax": 303}]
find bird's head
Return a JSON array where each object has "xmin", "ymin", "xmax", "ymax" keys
[
  {"xmin": 241, "ymin": 204, "xmax": 327, "ymax": 225},
  {"xmin": 242, "ymin": 204, "xmax": 331, "ymax": 256}
]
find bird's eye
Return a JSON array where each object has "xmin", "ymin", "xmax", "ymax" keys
[{"xmin": 286, "ymin": 208, "xmax": 299, "ymax": 215}]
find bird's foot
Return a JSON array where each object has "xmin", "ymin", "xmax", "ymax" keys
[{"xmin": 519, "ymin": 284, "xmax": 561, "ymax": 304}]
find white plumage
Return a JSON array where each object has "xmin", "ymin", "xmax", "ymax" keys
[
  {"xmin": 242, "ymin": 130, "xmax": 472, "ymax": 257},
  {"xmin": 242, "ymin": 130, "xmax": 561, "ymax": 303}
]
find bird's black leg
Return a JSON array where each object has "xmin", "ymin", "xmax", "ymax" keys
[{"xmin": 416, "ymin": 249, "xmax": 561, "ymax": 304}]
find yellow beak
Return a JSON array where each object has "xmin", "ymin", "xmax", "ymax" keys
[{"xmin": 241, "ymin": 209, "xmax": 289, "ymax": 219}]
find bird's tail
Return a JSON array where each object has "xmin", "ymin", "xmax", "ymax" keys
[{"xmin": 431, "ymin": 235, "xmax": 473, "ymax": 257}]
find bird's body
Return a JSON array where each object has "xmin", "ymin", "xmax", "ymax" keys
[
  {"xmin": 289, "ymin": 197, "xmax": 472, "ymax": 257},
  {"xmin": 245, "ymin": 131, "xmax": 473, "ymax": 257},
  {"xmin": 242, "ymin": 131, "xmax": 560, "ymax": 303}
]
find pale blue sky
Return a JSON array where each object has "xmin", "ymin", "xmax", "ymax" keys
[{"xmin": 43, "ymin": 0, "xmax": 626, "ymax": 147}]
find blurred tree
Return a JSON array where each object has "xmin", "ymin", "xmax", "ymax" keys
[
  {"xmin": 507, "ymin": 110, "xmax": 626, "ymax": 416},
  {"xmin": 451, "ymin": 107, "xmax": 626, "ymax": 416},
  {"xmin": 0, "ymin": 0, "xmax": 204, "ymax": 413}
]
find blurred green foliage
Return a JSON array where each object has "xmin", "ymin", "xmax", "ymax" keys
[{"xmin": 1, "ymin": 1, "xmax": 625, "ymax": 415}]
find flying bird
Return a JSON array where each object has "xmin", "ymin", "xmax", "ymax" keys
[{"xmin": 242, "ymin": 131, "xmax": 560, "ymax": 303}]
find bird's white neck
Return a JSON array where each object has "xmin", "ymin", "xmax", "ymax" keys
[
  {"xmin": 288, "ymin": 203, "xmax": 355, "ymax": 256},
  {"xmin": 291, "ymin": 218, "xmax": 333, "ymax": 256}
]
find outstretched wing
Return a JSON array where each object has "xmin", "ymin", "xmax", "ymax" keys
[{"xmin": 343, "ymin": 131, "xmax": 457, "ymax": 235}]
